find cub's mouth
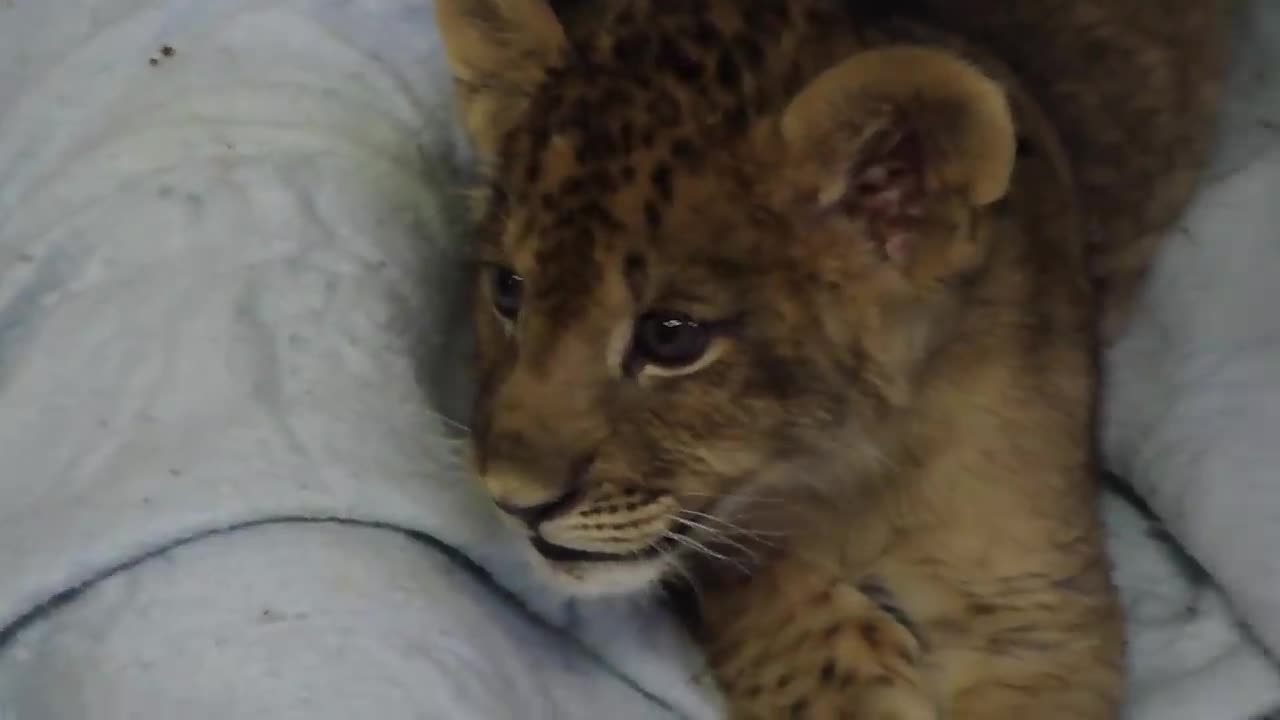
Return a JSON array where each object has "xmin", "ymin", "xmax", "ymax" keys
[
  {"xmin": 513, "ymin": 508, "xmax": 705, "ymax": 596},
  {"xmin": 483, "ymin": 480, "xmax": 728, "ymax": 594},
  {"xmin": 527, "ymin": 528, "xmax": 686, "ymax": 564}
]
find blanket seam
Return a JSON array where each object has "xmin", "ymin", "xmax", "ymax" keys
[{"xmin": 0, "ymin": 516, "xmax": 691, "ymax": 720}]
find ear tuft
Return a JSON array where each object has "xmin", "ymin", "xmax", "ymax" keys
[{"xmin": 435, "ymin": 0, "xmax": 568, "ymax": 161}]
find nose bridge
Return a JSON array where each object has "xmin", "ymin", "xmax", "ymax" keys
[{"xmin": 482, "ymin": 327, "xmax": 610, "ymax": 490}]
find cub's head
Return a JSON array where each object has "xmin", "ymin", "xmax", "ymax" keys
[{"xmin": 435, "ymin": 0, "xmax": 1016, "ymax": 595}]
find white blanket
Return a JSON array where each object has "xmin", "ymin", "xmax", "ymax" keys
[
  {"xmin": 0, "ymin": 1, "xmax": 714, "ymax": 718},
  {"xmin": 0, "ymin": 1, "xmax": 1276, "ymax": 718},
  {"xmin": 1100, "ymin": 2, "xmax": 1280, "ymax": 714}
]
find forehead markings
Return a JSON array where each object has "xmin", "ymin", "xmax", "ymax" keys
[
  {"xmin": 501, "ymin": 2, "xmax": 805, "ymax": 352},
  {"xmin": 624, "ymin": 252, "xmax": 648, "ymax": 303}
]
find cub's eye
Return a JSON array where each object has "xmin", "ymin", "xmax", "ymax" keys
[
  {"xmin": 632, "ymin": 312, "xmax": 711, "ymax": 368},
  {"xmin": 489, "ymin": 266, "xmax": 524, "ymax": 320}
]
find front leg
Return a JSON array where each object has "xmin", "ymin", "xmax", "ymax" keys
[
  {"xmin": 950, "ymin": 677, "xmax": 1121, "ymax": 720},
  {"xmin": 699, "ymin": 574, "xmax": 939, "ymax": 720},
  {"xmin": 946, "ymin": 638, "xmax": 1123, "ymax": 720}
]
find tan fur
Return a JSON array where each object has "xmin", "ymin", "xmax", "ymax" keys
[
  {"xmin": 433, "ymin": 1, "xmax": 1229, "ymax": 717},
  {"xmin": 893, "ymin": 0, "xmax": 1233, "ymax": 340}
]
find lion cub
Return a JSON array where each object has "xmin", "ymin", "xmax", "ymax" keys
[{"xmin": 433, "ymin": 1, "xmax": 1229, "ymax": 717}]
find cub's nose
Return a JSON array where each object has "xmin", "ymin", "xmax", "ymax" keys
[
  {"xmin": 494, "ymin": 486, "xmax": 581, "ymax": 528},
  {"xmin": 486, "ymin": 453, "xmax": 595, "ymax": 529}
]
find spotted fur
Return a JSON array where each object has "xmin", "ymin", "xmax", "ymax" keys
[{"xmin": 433, "ymin": 1, "xmax": 1230, "ymax": 717}]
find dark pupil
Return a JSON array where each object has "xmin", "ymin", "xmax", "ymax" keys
[
  {"xmin": 492, "ymin": 268, "xmax": 523, "ymax": 318},
  {"xmin": 636, "ymin": 313, "xmax": 709, "ymax": 367}
]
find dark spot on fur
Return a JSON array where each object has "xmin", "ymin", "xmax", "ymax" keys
[
  {"xmin": 576, "ymin": 129, "xmax": 619, "ymax": 164},
  {"xmin": 619, "ymin": 121, "xmax": 636, "ymax": 153},
  {"xmin": 644, "ymin": 201, "xmax": 663, "ymax": 232},
  {"xmin": 715, "ymin": 51, "xmax": 742, "ymax": 90},
  {"xmin": 561, "ymin": 175, "xmax": 588, "ymax": 197},
  {"xmin": 525, "ymin": 156, "xmax": 542, "ymax": 184},
  {"xmin": 858, "ymin": 576, "xmax": 927, "ymax": 649},
  {"xmin": 669, "ymin": 137, "xmax": 701, "ymax": 165},
  {"xmin": 577, "ymin": 201, "xmax": 624, "ymax": 231},
  {"xmin": 655, "ymin": 35, "xmax": 704, "ymax": 83},
  {"xmin": 775, "ymin": 672, "xmax": 793, "ymax": 690},
  {"xmin": 624, "ymin": 253, "xmax": 647, "ymax": 300},
  {"xmin": 742, "ymin": 4, "xmax": 783, "ymax": 34},
  {"xmin": 860, "ymin": 621, "xmax": 881, "ymax": 648},
  {"xmin": 647, "ymin": 90, "xmax": 682, "ymax": 126},
  {"xmin": 788, "ymin": 699, "xmax": 809, "ymax": 719},
  {"xmin": 819, "ymin": 659, "xmax": 837, "ymax": 685},
  {"xmin": 733, "ymin": 34, "xmax": 766, "ymax": 68},
  {"xmin": 724, "ymin": 106, "xmax": 750, "ymax": 133},
  {"xmin": 971, "ymin": 601, "xmax": 998, "ymax": 616},
  {"xmin": 651, "ymin": 163, "xmax": 674, "ymax": 202},
  {"xmin": 587, "ymin": 169, "xmax": 619, "ymax": 195},
  {"xmin": 597, "ymin": 86, "xmax": 631, "ymax": 113},
  {"xmin": 689, "ymin": 17, "xmax": 722, "ymax": 48}
]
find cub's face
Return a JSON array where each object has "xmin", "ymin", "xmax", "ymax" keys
[
  {"xmin": 436, "ymin": 1, "xmax": 1015, "ymax": 596},
  {"xmin": 470, "ymin": 139, "xmax": 877, "ymax": 595}
]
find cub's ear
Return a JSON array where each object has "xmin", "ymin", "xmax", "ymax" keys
[
  {"xmin": 777, "ymin": 46, "xmax": 1016, "ymax": 275},
  {"xmin": 435, "ymin": 0, "xmax": 568, "ymax": 162}
]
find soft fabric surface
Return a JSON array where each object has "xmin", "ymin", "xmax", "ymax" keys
[
  {"xmin": 0, "ymin": 0, "xmax": 1276, "ymax": 718},
  {"xmin": 0, "ymin": 1, "xmax": 715, "ymax": 718},
  {"xmin": 0, "ymin": 523, "xmax": 711, "ymax": 720},
  {"xmin": 1100, "ymin": 1, "xmax": 1280, "ymax": 714}
]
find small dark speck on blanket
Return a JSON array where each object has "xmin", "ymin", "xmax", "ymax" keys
[{"xmin": 148, "ymin": 45, "xmax": 176, "ymax": 67}]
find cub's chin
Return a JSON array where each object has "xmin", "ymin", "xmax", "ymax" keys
[{"xmin": 523, "ymin": 538, "xmax": 676, "ymax": 597}]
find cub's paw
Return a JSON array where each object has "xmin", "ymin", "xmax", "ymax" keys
[
  {"xmin": 715, "ymin": 581, "xmax": 938, "ymax": 719},
  {"xmin": 726, "ymin": 680, "xmax": 937, "ymax": 720}
]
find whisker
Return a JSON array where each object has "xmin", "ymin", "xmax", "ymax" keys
[
  {"xmin": 429, "ymin": 412, "xmax": 472, "ymax": 435},
  {"xmin": 668, "ymin": 516, "xmax": 762, "ymax": 562},
  {"xmin": 678, "ymin": 509, "xmax": 787, "ymax": 539},
  {"xmin": 664, "ymin": 531, "xmax": 753, "ymax": 575},
  {"xmin": 678, "ymin": 491, "xmax": 785, "ymax": 505}
]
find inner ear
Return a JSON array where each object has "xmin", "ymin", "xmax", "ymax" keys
[
  {"xmin": 846, "ymin": 127, "xmax": 927, "ymax": 262},
  {"xmin": 778, "ymin": 46, "xmax": 1016, "ymax": 269},
  {"xmin": 812, "ymin": 121, "xmax": 931, "ymax": 265}
]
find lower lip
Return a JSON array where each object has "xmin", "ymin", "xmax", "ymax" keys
[{"xmin": 529, "ymin": 531, "xmax": 682, "ymax": 564}]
